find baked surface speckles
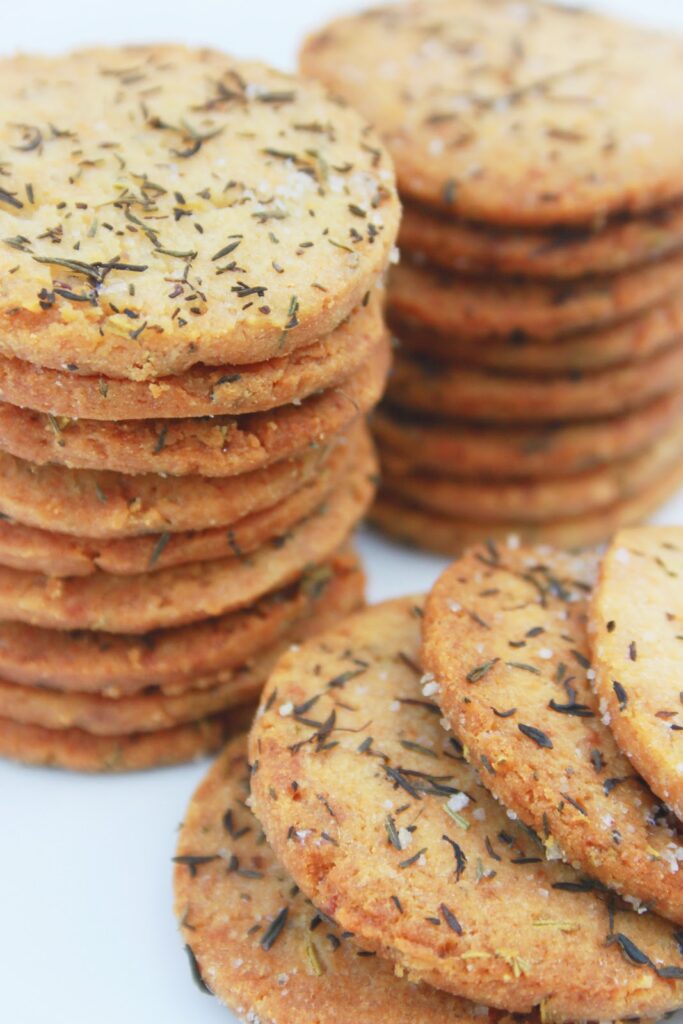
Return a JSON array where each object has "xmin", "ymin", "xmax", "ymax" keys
[
  {"xmin": 591, "ymin": 527, "xmax": 683, "ymax": 822},
  {"xmin": 0, "ymin": 47, "xmax": 399, "ymax": 379},
  {"xmin": 249, "ymin": 598, "xmax": 683, "ymax": 1021},
  {"xmin": 423, "ymin": 542, "xmax": 683, "ymax": 924},
  {"xmin": 302, "ymin": 0, "xmax": 683, "ymax": 226}
]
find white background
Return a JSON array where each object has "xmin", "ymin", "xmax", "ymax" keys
[{"xmin": 1, "ymin": 2, "xmax": 683, "ymax": 1022}]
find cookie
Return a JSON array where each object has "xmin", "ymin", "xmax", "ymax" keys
[
  {"xmin": 389, "ymin": 343, "xmax": 683, "ymax": 423},
  {"xmin": 373, "ymin": 396, "xmax": 683, "ymax": 480},
  {"xmin": 369, "ymin": 461, "xmax": 683, "ymax": 556},
  {"xmin": 389, "ymin": 257, "xmax": 683, "ymax": 344},
  {"xmin": 301, "ymin": 1, "xmax": 683, "ymax": 226},
  {"xmin": 0, "ymin": 47, "xmax": 399, "ymax": 380},
  {"xmin": 390, "ymin": 292, "xmax": 683, "ymax": 376},
  {"xmin": 381, "ymin": 414, "xmax": 683, "ymax": 523},
  {"xmin": 0, "ymin": 549, "xmax": 362, "ymax": 696},
  {"xmin": 0, "ymin": 337, "xmax": 389, "ymax": 476},
  {"xmin": 0, "ymin": 463, "xmax": 374, "ymax": 633},
  {"xmin": 422, "ymin": 542, "xmax": 683, "ymax": 924},
  {"xmin": 0, "ymin": 295, "xmax": 384, "ymax": 421},
  {"xmin": 174, "ymin": 734, "xmax": 491, "ymax": 1024},
  {"xmin": 0, "ymin": 559, "xmax": 363, "ymax": 734},
  {"xmin": 399, "ymin": 202, "xmax": 683, "ymax": 281},
  {"xmin": 249, "ymin": 598, "xmax": 683, "ymax": 1020},
  {"xmin": 591, "ymin": 528, "xmax": 683, "ymax": 822}
]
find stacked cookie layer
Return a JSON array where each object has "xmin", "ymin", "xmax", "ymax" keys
[
  {"xmin": 0, "ymin": 46, "xmax": 399, "ymax": 770},
  {"xmin": 301, "ymin": 0, "xmax": 683, "ymax": 554}
]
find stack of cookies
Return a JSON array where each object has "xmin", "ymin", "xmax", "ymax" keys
[
  {"xmin": 0, "ymin": 46, "xmax": 399, "ymax": 771},
  {"xmin": 174, "ymin": 530, "xmax": 683, "ymax": 1023},
  {"xmin": 302, "ymin": 0, "xmax": 683, "ymax": 554}
]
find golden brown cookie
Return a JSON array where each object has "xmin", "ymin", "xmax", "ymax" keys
[
  {"xmin": 0, "ymin": 549, "xmax": 361, "ymax": 696},
  {"xmin": 0, "ymin": 337, "xmax": 389, "ymax": 476},
  {"xmin": 0, "ymin": 559, "xmax": 363, "ymax": 734},
  {"xmin": 0, "ymin": 463, "xmax": 374, "ymax": 633},
  {"xmin": 389, "ymin": 257, "xmax": 683, "ymax": 344},
  {"xmin": 423, "ymin": 542, "xmax": 683, "ymax": 924},
  {"xmin": 0, "ymin": 295, "xmax": 383, "ymax": 420},
  {"xmin": 174, "ymin": 734, "xmax": 496, "ymax": 1024},
  {"xmin": 373, "ymin": 396, "xmax": 683, "ymax": 479},
  {"xmin": 369, "ymin": 460, "xmax": 683, "ymax": 556},
  {"xmin": 301, "ymin": 1, "xmax": 683, "ymax": 226},
  {"xmin": 389, "ymin": 343, "xmax": 683, "ymax": 423},
  {"xmin": 591, "ymin": 528, "xmax": 683, "ymax": 822},
  {"xmin": 249, "ymin": 598, "xmax": 683, "ymax": 1021},
  {"xmin": 0, "ymin": 48, "xmax": 399, "ymax": 379}
]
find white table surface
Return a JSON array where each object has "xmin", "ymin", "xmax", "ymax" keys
[{"xmin": 2, "ymin": 2, "xmax": 683, "ymax": 1021}]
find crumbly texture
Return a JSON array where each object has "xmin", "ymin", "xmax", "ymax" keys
[
  {"xmin": 590, "ymin": 528, "xmax": 683, "ymax": 822},
  {"xmin": 381, "ymin": 415, "xmax": 683, "ymax": 522},
  {"xmin": 399, "ymin": 201, "xmax": 683, "ymax": 280},
  {"xmin": 389, "ymin": 257, "xmax": 683, "ymax": 343},
  {"xmin": 422, "ymin": 542, "xmax": 683, "ymax": 924},
  {"xmin": 389, "ymin": 343, "xmax": 683, "ymax": 423},
  {"xmin": 369, "ymin": 462, "xmax": 683, "ymax": 556},
  {"xmin": 174, "ymin": 735, "xmax": 493, "ymax": 1024},
  {"xmin": 0, "ymin": 336, "xmax": 389, "ymax": 476},
  {"xmin": 249, "ymin": 598, "xmax": 683, "ymax": 1021},
  {"xmin": 0, "ymin": 47, "xmax": 399, "ymax": 379},
  {"xmin": 301, "ymin": 0, "xmax": 683, "ymax": 227},
  {"xmin": 390, "ymin": 293, "xmax": 683, "ymax": 376},
  {"xmin": 0, "ymin": 463, "xmax": 374, "ymax": 633},
  {"xmin": 0, "ymin": 549, "xmax": 361, "ymax": 696},
  {"xmin": 0, "ymin": 562, "xmax": 363, "ymax": 734},
  {"xmin": 373, "ymin": 397, "xmax": 683, "ymax": 480}
]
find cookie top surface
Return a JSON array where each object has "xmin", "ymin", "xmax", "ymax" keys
[
  {"xmin": 302, "ymin": 0, "xmax": 683, "ymax": 227},
  {"xmin": 174, "ymin": 734, "xmax": 484, "ymax": 1024},
  {"xmin": 0, "ymin": 47, "xmax": 399, "ymax": 379},
  {"xmin": 422, "ymin": 541, "xmax": 683, "ymax": 924},
  {"xmin": 591, "ymin": 527, "xmax": 683, "ymax": 821},
  {"xmin": 249, "ymin": 597, "xmax": 683, "ymax": 1022}
]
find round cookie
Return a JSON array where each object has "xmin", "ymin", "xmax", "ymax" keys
[
  {"xmin": 0, "ymin": 465, "xmax": 374, "ymax": 633},
  {"xmin": 391, "ymin": 292, "xmax": 683, "ymax": 376},
  {"xmin": 373, "ymin": 396, "xmax": 683, "ymax": 480},
  {"xmin": 249, "ymin": 598, "xmax": 683, "ymax": 1021},
  {"xmin": 399, "ymin": 202, "xmax": 683, "ymax": 281},
  {"xmin": 301, "ymin": 1, "xmax": 683, "ymax": 226},
  {"xmin": 0, "ymin": 337, "xmax": 389, "ymax": 476},
  {"xmin": 369, "ymin": 461, "xmax": 683, "ymax": 556},
  {"xmin": 423, "ymin": 542, "xmax": 683, "ymax": 924},
  {"xmin": 389, "ymin": 343, "xmax": 683, "ymax": 423},
  {"xmin": 0, "ymin": 295, "xmax": 383, "ymax": 421},
  {"xmin": 174, "ymin": 734, "xmax": 494, "ymax": 1024},
  {"xmin": 591, "ymin": 527, "xmax": 683, "ymax": 822},
  {"xmin": 0, "ymin": 549, "xmax": 362, "ymax": 696},
  {"xmin": 389, "ymin": 257, "xmax": 683, "ymax": 344},
  {"xmin": 0, "ymin": 48, "xmax": 399, "ymax": 380},
  {"xmin": 0, "ymin": 560, "xmax": 363, "ymax": 735},
  {"xmin": 381, "ymin": 415, "xmax": 683, "ymax": 523}
]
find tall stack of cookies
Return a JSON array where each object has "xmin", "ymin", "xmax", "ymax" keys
[
  {"xmin": 0, "ymin": 46, "xmax": 399, "ymax": 771},
  {"xmin": 302, "ymin": 0, "xmax": 683, "ymax": 554}
]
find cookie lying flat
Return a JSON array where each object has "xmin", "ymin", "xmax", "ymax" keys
[
  {"xmin": 390, "ymin": 257, "xmax": 683, "ymax": 344},
  {"xmin": 301, "ymin": 0, "xmax": 683, "ymax": 226},
  {"xmin": 374, "ymin": 396, "xmax": 683, "ymax": 480},
  {"xmin": 0, "ymin": 48, "xmax": 399, "ymax": 379},
  {"xmin": 0, "ymin": 549, "xmax": 361, "ymax": 696},
  {"xmin": 389, "ymin": 343, "xmax": 683, "ymax": 423},
  {"xmin": 250, "ymin": 598, "xmax": 683, "ymax": 1020},
  {"xmin": 0, "ymin": 295, "xmax": 383, "ymax": 421},
  {"xmin": 591, "ymin": 528, "xmax": 683, "ymax": 822},
  {"xmin": 423, "ymin": 542, "xmax": 683, "ymax": 924},
  {"xmin": 399, "ymin": 202, "xmax": 683, "ymax": 280},
  {"xmin": 0, "ymin": 337, "xmax": 389, "ymax": 476}
]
